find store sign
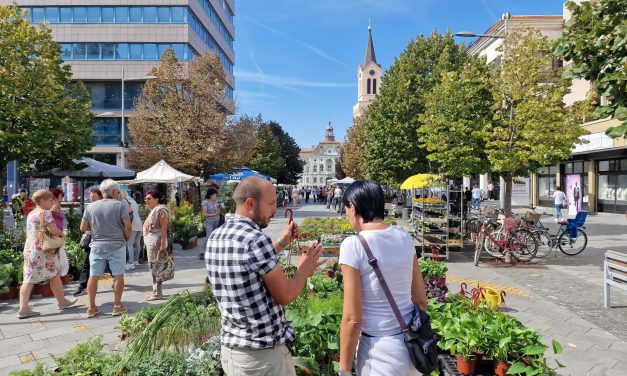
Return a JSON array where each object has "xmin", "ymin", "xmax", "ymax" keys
[
  {"xmin": 573, "ymin": 132, "xmax": 613, "ymax": 153},
  {"xmin": 512, "ymin": 176, "xmax": 530, "ymax": 206}
]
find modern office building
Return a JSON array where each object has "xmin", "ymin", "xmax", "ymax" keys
[{"xmin": 3, "ymin": 0, "xmax": 235, "ymax": 168}]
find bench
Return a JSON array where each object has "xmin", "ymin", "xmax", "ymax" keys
[{"xmin": 604, "ymin": 251, "xmax": 627, "ymax": 308}]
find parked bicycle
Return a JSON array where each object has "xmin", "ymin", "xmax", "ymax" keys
[
  {"xmin": 521, "ymin": 209, "xmax": 588, "ymax": 257},
  {"xmin": 474, "ymin": 216, "xmax": 539, "ymax": 266}
]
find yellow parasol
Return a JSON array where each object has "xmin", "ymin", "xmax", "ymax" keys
[{"xmin": 400, "ymin": 173, "xmax": 441, "ymax": 190}]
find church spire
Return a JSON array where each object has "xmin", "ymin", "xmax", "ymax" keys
[{"xmin": 363, "ymin": 22, "xmax": 377, "ymax": 66}]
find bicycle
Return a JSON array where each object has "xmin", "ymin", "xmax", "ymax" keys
[
  {"xmin": 474, "ymin": 216, "xmax": 539, "ymax": 266},
  {"xmin": 522, "ymin": 209, "xmax": 588, "ymax": 257}
]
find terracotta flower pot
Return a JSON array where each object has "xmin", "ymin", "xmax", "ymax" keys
[
  {"xmin": 61, "ymin": 275, "xmax": 72, "ymax": 285},
  {"xmin": 456, "ymin": 355, "xmax": 477, "ymax": 376},
  {"xmin": 495, "ymin": 361, "xmax": 510, "ymax": 376},
  {"xmin": 8, "ymin": 286, "xmax": 19, "ymax": 299},
  {"xmin": 40, "ymin": 284, "xmax": 54, "ymax": 297}
]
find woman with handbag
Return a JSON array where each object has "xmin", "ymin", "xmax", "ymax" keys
[
  {"xmin": 18, "ymin": 189, "xmax": 77, "ymax": 319},
  {"xmin": 143, "ymin": 190, "xmax": 171, "ymax": 301},
  {"xmin": 49, "ymin": 188, "xmax": 69, "ymax": 277},
  {"xmin": 338, "ymin": 180, "xmax": 428, "ymax": 376}
]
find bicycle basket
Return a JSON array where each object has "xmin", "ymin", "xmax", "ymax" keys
[
  {"xmin": 566, "ymin": 211, "xmax": 587, "ymax": 238},
  {"xmin": 523, "ymin": 211, "xmax": 541, "ymax": 224},
  {"xmin": 484, "ymin": 207, "xmax": 499, "ymax": 219}
]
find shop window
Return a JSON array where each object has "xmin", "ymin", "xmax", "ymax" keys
[{"xmin": 538, "ymin": 176, "xmax": 556, "ymax": 199}]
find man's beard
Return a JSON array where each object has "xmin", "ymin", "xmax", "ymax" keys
[{"xmin": 253, "ymin": 214, "xmax": 270, "ymax": 229}]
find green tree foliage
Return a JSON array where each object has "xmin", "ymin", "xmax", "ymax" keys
[
  {"xmin": 339, "ymin": 115, "xmax": 368, "ymax": 179},
  {"xmin": 363, "ymin": 31, "xmax": 471, "ymax": 185},
  {"xmin": 249, "ymin": 124, "xmax": 285, "ymax": 179},
  {"xmin": 555, "ymin": 0, "xmax": 627, "ymax": 138},
  {"xmin": 0, "ymin": 4, "xmax": 93, "ymax": 171},
  {"xmin": 488, "ymin": 28, "xmax": 587, "ymax": 215},
  {"xmin": 267, "ymin": 121, "xmax": 304, "ymax": 184},
  {"xmin": 222, "ymin": 114, "xmax": 261, "ymax": 170},
  {"xmin": 419, "ymin": 58, "xmax": 493, "ymax": 177},
  {"xmin": 128, "ymin": 50, "xmax": 229, "ymax": 175}
]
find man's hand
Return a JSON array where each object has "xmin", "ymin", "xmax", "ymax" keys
[
  {"xmin": 296, "ymin": 242, "xmax": 325, "ymax": 277},
  {"xmin": 279, "ymin": 221, "xmax": 298, "ymax": 246}
]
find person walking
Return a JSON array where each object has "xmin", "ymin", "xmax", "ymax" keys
[
  {"xmin": 471, "ymin": 184, "xmax": 482, "ymax": 210},
  {"xmin": 119, "ymin": 190, "xmax": 142, "ymax": 271},
  {"xmin": 80, "ymin": 180, "xmax": 131, "ymax": 318},
  {"xmin": 338, "ymin": 180, "xmax": 427, "ymax": 376},
  {"xmin": 487, "ymin": 181, "xmax": 495, "ymax": 200},
  {"xmin": 292, "ymin": 186, "xmax": 301, "ymax": 206},
  {"xmin": 201, "ymin": 188, "xmax": 221, "ymax": 258},
  {"xmin": 143, "ymin": 190, "xmax": 171, "ymax": 301},
  {"xmin": 17, "ymin": 189, "xmax": 78, "ymax": 319},
  {"xmin": 326, "ymin": 189, "xmax": 334, "ymax": 211},
  {"xmin": 305, "ymin": 187, "xmax": 311, "ymax": 203},
  {"xmin": 334, "ymin": 186, "xmax": 342, "ymax": 211},
  {"xmin": 205, "ymin": 177, "xmax": 324, "ymax": 376},
  {"xmin": 73, "ymin": 188, "xmax": 103, "ymax": 297},
  {"xmin": 553, "ymin": 186, "xmax": 567, "ymax": 221},
  {"xmin": 464, "ymin": 187, "xmax": 472, "ymax": 213}
]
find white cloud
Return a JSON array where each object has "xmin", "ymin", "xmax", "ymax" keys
[
  {"xmin": 235, "ymin": 69, "xmax": 355, "ymax": 90},
  {"xmin": 243, "ymin": 17, "xmax": 351, "ymax": 70}
]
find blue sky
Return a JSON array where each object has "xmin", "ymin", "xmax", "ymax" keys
[{"xmin": 233, "ymin": 1, "xmax": 564, "ymax": 148}]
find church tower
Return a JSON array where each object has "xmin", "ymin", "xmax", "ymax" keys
[
  {"xmin": 353, "ymin": 22, "xmax": 382, "ymax": 118},
  {"xmin": 324, "ymin": 121, "xmax": 335, "ymax": 142}
]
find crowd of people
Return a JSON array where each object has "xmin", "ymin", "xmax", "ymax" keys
[
  {"xmin": 278, "ymin": 185, "xmax": 348, "ymax": 215},
  {"xmin": 14, "ymin": 179, "xmax": 176, "ymax": 318}
]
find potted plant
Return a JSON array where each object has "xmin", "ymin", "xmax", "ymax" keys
[{"xmin": 0, "ymin": 263, "xmax": 12, "ymax": 299}]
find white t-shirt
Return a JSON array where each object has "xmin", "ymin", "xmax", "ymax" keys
[
  {"xmin": 339, "ymin": 227, "xmax": 415, "ymax": 336},
  {"xmin": 472, "ymin": 188, "xmax": 482, "ymax": 199},
  {"xmin": 553, "ymin": 191, "xmax": 566, "ymax": 205}
]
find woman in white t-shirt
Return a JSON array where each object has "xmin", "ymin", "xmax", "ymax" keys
[
  {"xmin": 552, "ymin": 186, "xmax": 567, "ymax": 221},
  {"xmin": 338, "ymin": 180, "xmax": 428, "ymax": 376}
]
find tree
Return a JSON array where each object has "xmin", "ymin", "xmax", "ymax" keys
[
  {"xmin": 267, "ymin": 121, "xmax": 304, "ymax": 184},
  {"xmin": 248, "ymin": 125, "xmax": 285, "ymax": 179},
  {"xmin": 555, "ymin": 0, "xmax": 627, "ymax": 138},
  {"xmin": 340, "ymin": 115, "xmax": 368, "ymax": 179},
  {"xmin": 419, "ymin": 58, "xmax": 493, "ymax": 177},
  {"xmin": 487, "ymin": 28, "xmax": 587, "ymax": 215},
  {"xmin": 363, "ymin": 31, "xmax": 471, "ymax": 185},
  {"xmin": 0, "ymin": 4, "xmax": 93, "ymax": 171},
  {"xmin": 127, "ymin": 49, "xmax": 229, "ymax": 175},
  {"xmin": 221, "ymin": 114, "xmax": 261, "ymax": 171}
]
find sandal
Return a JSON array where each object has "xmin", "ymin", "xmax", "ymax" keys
[
  {"xmin": 17, "ymin": 310, "xmax": 41, "ymax": 319},
  {"xmin": 58, "ymin": 298, "xmax": 79, "ymax": 310},
  {"xmin": 145, "ymin": 293, "xmax": 164, "ymax": 301}
]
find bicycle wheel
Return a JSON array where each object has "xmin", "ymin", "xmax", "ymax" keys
[
  {"xmin": 510, "ymin": 229, "xmax": 538, "ymax": 262},
  {"xmin": 474, "ymin": 231, "xmax": 484, "ymax": 266},
  {"xmin": 532, "ymin": 231, "xmax": 552, "ymax": 258},
  {"xmin": 558, "ymin": 229, "xmax": 588, "ymax": 256}
]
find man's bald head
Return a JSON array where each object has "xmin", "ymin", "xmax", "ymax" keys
[{"xmin": 233, "ymin": 177, "xmax": 273, "ymax": 207}]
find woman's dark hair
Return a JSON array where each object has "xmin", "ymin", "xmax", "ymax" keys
[
  {"xmin": 49, "ymin": 188, "xmax": 64, "ymax": 200},
  {"xmin": 342, "ymin": 180, "xmax": 385, "ymax": 223},
  {"xmin": 146, "ymin": 190, "xmax": 162, "ymax": 203},
  {"xmin": 205, "ymin": 187, "xmax": 218, "ymax": 199}
]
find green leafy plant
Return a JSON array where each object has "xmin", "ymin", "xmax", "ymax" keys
[
  {"xmin": 64, "ymin": 239, "xmax": 85, "ymax": 274},
  {"xmin": 418, "ymin": 258, "xmax": 448, "ymax": 277}
]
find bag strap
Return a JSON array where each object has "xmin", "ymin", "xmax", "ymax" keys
[{"xmin": 356, "ymin": 234, "xmax": 408, "ymax": 330}]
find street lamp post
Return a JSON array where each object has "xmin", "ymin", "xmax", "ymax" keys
[
  {"xmin": 105, "ymin": 69, "xmax": 156, "ymax": 168},
  {"xmin": 455, "ymin": 12, "xmax": 512, "ymax": 210}
]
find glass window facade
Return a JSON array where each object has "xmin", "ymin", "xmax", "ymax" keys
[
  {"xmin": 84, "ymin": 81, "xmax": 144, "ymax": 110},
  {"xmin": 189, "ymin": 13, "xmax": 233, "ymax": 74},
  {"xmin": 24, "ymin": 6, "xmax": 187, "ymax": 23},
  {"xmin": 597, "ymin": 158, "xmax": 627, "ymax": 213},
  {"xmin": 59, "ymin": 43, "xmax": 196, "ymax": 61},
  {"xmin": 197, "ymin": 0, "xmax": 234, "ymax": 48},
  {"xmin": 92, "ymin": 117, "xmax": 122, "ymax": 146}
]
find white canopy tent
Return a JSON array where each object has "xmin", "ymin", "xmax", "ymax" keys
[
  {"xmin": 336, "ymin": 177, "xmax": 355, "ymax": 185},
  {"xmin": 117, "ymin": 160, "xmax": 201, "ymax": 184}
]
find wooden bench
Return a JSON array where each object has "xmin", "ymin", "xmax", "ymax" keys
[{"xmin": 604, "ymin": 251, "xmax": 627, "ymax": 308}]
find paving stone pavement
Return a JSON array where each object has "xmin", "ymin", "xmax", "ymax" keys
[{"xmin": 1, "ymin": 202, "xmax": 626, "ymax": 376}]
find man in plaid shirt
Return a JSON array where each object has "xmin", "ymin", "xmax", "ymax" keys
[{"xmin": 206, "ymin": 177, "xmax": 324, "ymax": 376}]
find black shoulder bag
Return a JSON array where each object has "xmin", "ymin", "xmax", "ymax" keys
[{"xmin": 356, "ymin": 234, "xmax": 439, "ymax": 375}]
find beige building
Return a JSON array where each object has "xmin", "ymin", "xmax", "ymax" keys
[
  {"xmin": 467, "ymin": 6, "xmax": 627, "ymax": 213},
  {"xmin": 3, "ymin": 0, "xmax": 235, "ymax": 168},
  {"xmin": 299, "ymin": 122, "xmax": 341, "ymax": 187},
  {"xmin": 353, "ymin": 24, "xmax": 382, "ymax": 118}
]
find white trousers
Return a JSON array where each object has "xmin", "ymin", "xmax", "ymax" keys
[{"xmin": 356, "ymin": 333, "xmax": 421, "ymax": 376}]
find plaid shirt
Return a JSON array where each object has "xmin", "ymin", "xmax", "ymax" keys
[{"xmin": 205, "ymin": 214, "xmax": 295, "ymax": 349}]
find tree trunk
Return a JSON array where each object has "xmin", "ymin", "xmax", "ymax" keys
[{"xmin": 503, "ymin": 173, "xmax": 513, "ymax": 217}]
